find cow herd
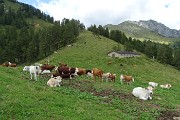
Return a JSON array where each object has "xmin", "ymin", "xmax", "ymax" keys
[{"xmin": 1, "ymin": 61, "xmax": 172, "ymax": 101}]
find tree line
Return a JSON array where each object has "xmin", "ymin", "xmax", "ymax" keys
[
  {"xmin": 88, "ymin": 24, "xmax": 180, "ymax": 70},
  {"xmin": 0, "ymin": 0, "xmax": 85, "ymax": 64}
]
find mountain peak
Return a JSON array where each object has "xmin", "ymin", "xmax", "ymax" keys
[{"xmin": 130, "ymin": 20, "xmax": 180, "ymax": 38}]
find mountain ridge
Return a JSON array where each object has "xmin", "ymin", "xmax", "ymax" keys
[{"xmin": 106, "ymin": 20, "xmax": 180, "ymax": 38}]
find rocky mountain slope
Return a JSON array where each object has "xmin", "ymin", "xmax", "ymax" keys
[{"xmin": 132, "ymin": 20, "xmax": 180, "ymax": 38}]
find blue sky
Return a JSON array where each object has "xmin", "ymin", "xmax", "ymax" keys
[{"xmin": 17, "ymin": 0, "xmax": 180, "ymax": 30}]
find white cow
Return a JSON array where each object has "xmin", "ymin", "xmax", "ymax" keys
[
  {"xmin": 149, "ymin": 82, "xmax": 158, "ymax": 88},
  {"xmin": 160, "ymin": 84, "xmax": 172, "ymax": 89},
  {"xmin": 47, "ymin": 76, "xmax": 62, "ymax": 87},
  {"xmin": 23, "ymin": 66, "xmax": 41, "ymax": 81},
  {"xmin": 132, "ymin": 86, "xmax": 154, "ymax": 100}
]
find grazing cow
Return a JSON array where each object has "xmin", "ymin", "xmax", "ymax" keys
[
  {"xmin": 102, "ymin": 72, "xmax": 111, "ymax": 82},
  {"xmin": 47, "ymin": 76, "xmax": 62, "ymax": 87},
  {"xmin": 40, "ymin": 64, "xmax": 55, "ymax": 73},
  {"xmin": 109, "ymin": 73, "xmax": 116, "ymax": 82},
  {"xmin": 102, "ymin": 73, "xmax": 116, "ymax": 82},
  {"xmin": 120, "ymin": 75, "xmax": 134, "ymax": 84},
  {"xmin": 160, "ymin": 84, "xmax": 172, "ymax": 89},
  {"xmin": 23, "ymin": 66, "xmax": 41, "ymax": 81},
  {"xmin": 132, "ymin": 86, "xmax": 154, "ymax": 100},
  {"xmin": 149, "ymin": 82, "xmax": 158, "ymax": 88},
  {"xmin": 77, "ymin": 68, "xmax": 86, "ymax": 75},
  {"xmin": 92, "ymin": 68, "xmax": 103, "ymax": 81}
]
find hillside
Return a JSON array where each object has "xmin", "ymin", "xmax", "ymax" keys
[
  {"xmin": 105, "ymin": 21, "xmax": 180, "ymax": 44},
  {"xmin": 1, "ymin": 31, "xmax": 180, "ymax": 120},
  {"xmin": 0, "ymin": 0, "xmax": 53, "ymax": 29}
]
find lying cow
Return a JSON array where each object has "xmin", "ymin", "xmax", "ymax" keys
[
  {"xmin": 41, "ymin": 70, "xmax": 51, "ymax": 74},
  {"xmin": 160, "ymin": 84, "xmax": 172, "ymax": 89},
  {"xmin": 40, "ymin": 64, "xmax": 55, "ymax": 73},
  {"xmin": 149, "ymin": 82, "xmax": 158, "ymax": 88},
  {"xmin": 1, "ymin": 61, "xmax": 16, "ymax": 67},
  {"xmin": 120, "ymin": 75, "xmax": 134, "ymax": 84},
  {"xmin": 132, "ymin": 86, "xmax": 154, "ymax": 100},
  {"xmin": 8, "ymin": 62, "xmax": 17, "ymax": 67},
  {"xmin": 47, "ymin": 76, "xmax": 62, "ymax": 87},
  {"xmin": 52, "ymin": 66, "xmax": 78, "ymax": 79},
  {"xmin": 23, "ymin": 66, "xmax": 41, "ymax": 81}
]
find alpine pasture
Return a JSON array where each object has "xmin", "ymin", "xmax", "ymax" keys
[{"xmin": 0, "ymin": 31, "xmax": 180, "ymax": 120}]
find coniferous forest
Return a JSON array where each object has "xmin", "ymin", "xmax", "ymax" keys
[{"xmin": 0, "ymin": 0, "xmax": 85, "ymax": 64}]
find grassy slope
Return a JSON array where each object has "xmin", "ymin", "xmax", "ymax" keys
[{"xmin": 0, "ymin": 31, "xmax": 180, "ymax": 120}]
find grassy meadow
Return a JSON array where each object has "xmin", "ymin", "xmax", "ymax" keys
[{"xmin": 0, "ymin": 31, "xmax": 180, "ymax": 120}]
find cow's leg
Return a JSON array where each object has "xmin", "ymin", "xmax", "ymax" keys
[
  {"xmin": 120, "ymin": 79, "xmax": 123, "ymax": 84},
  {"xmin": 34, "ymin": 72, "xmax": 37, "ymax": 81},
  {"xmin": 70, "ymin": 75, "xmax": 72, "ymax": 79},
  {"xmin": 30, "ymin": 73, "xmax": 33, "ymax": 80},
  {"xmin": 93, "ymin": 75, "xmax": 96, "ymax": 82}
]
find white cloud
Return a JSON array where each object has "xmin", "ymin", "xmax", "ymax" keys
[{"xmin": 34, "ymin": 0, "xmax": 180, "ymax": 29}]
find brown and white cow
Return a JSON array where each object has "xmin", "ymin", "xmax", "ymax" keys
[
  {"xmin": 8, "ymin": 62, "xmax": 17, "ymax": 67},
  {"xmin": 102, "ymin": 72, "xmax": 116, "ymax": 82},
  {"xmin": 1, "ymin": 61, "xmax": 16, "ymax": 67},
  {"xmin": 52, "ymin": 66, "xmax": 78, "ymax": 79},
  {"xmin": 120, "ymin": 74, "xmax": 134, "ymax": 84},
  {"xmin": 108, "ymin": 73, "xmax": 116, "ymax": 82},
  {"xmin": 40, "ymin": 64, "xmax": 55, "ymax": 73},
  {"xmin": 77, "ymin": 68, "xmax": 86, "ymax": 76}
]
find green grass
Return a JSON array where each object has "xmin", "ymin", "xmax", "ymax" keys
[
  {"xmin": 0, "ymin": 31, "xmax": 180, "ymax": 120},
  {"xmin": 26, "ymin": 17, "xmax": 53, "ymax": 30}
]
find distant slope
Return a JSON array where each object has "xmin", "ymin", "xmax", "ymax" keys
[{"xmin": 105, "ymin": 20, "xmax": 180, "ymax": 43}]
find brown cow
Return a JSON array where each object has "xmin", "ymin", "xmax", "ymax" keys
[
  {"xmin": 40, "ymin": 64, "xmax": 55, "ymax": 72},
  {"xmin": 120, "ymin": 75, "xmax": 134, "ymax": 84},
  {"xmin": 92, "ymin": 68, "xmax": 103, "ymax": 82},
  {"xmin": 59, "ymin": 62, "xmax": 68, "ymax": 67}
]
